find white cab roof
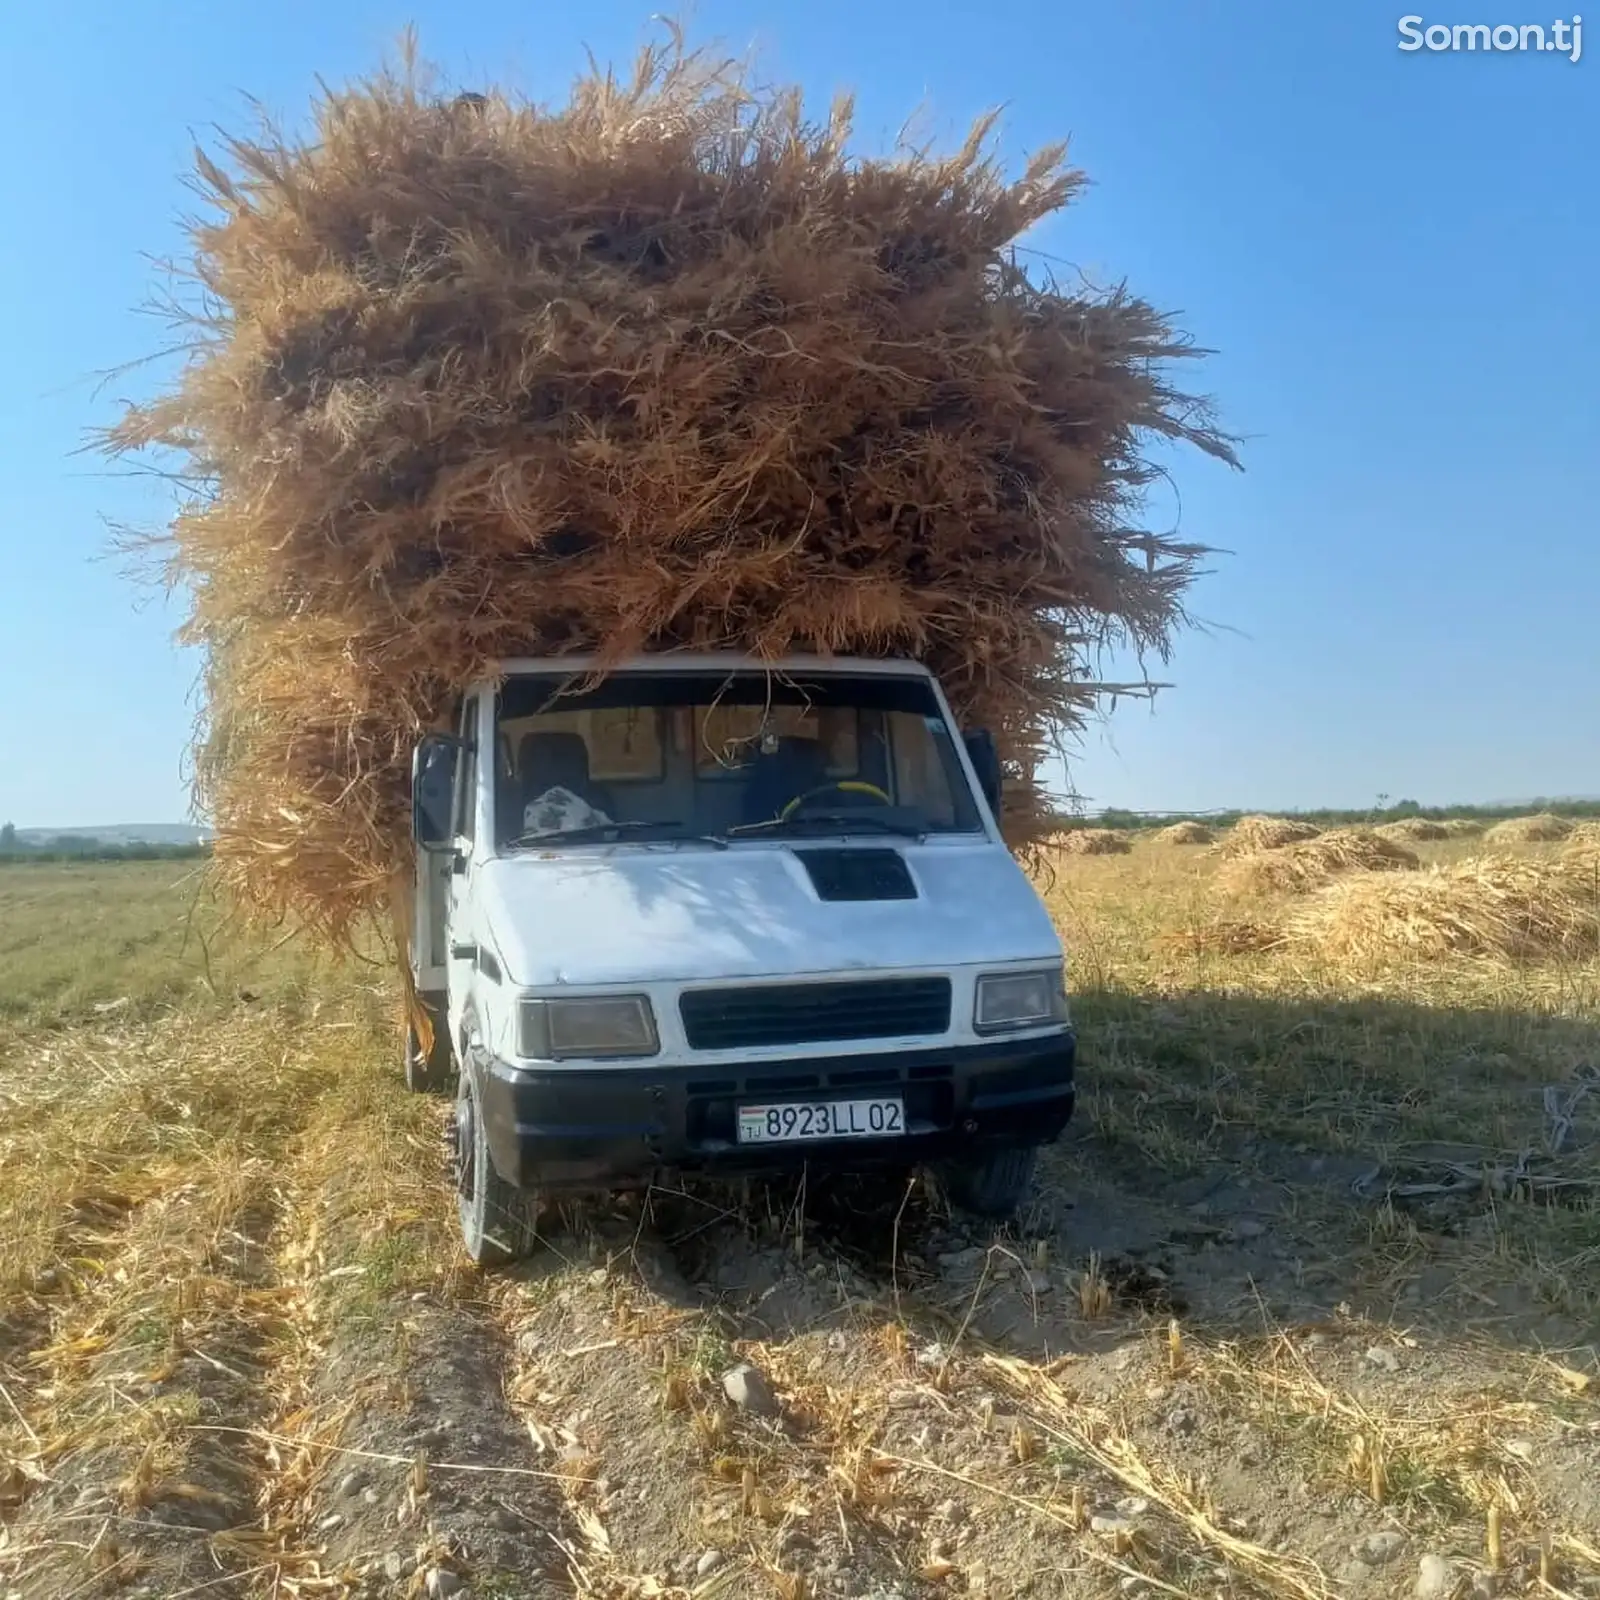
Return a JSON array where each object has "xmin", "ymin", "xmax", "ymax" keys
[{"xmin": 487, "ymin": 655, "xmax": 935, "ymax": 680}]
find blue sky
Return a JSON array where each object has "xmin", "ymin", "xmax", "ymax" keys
[{"xmin": 1, "ymin": 1, "xmax": 1594, "ymax": 828}]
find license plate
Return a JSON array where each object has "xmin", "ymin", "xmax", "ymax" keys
[{"xmin": 737, "ymin": 1097, "xmax": 905, "ymax": 1145}]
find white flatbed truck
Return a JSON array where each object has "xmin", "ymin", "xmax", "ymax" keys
[{"xmin": 407, "ymin": 654, "xmax": 1076, "ymax": 1263}]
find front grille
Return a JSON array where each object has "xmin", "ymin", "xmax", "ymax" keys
[{"xmin": 680, "ymin": 977, "xmax": 952, "ymax": 1051}]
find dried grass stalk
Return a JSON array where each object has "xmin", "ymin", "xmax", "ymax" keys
[
  {"xmin": 1158, "ymin": 917, "xmax": 1283, "ymax": 956},
  {"xmin": 1484, "ymin": 813, "xmax": 1573, "ymax": 846},
  {"xmin": 103, "ymin": 35, "xmax": 1236, "ymax": 944},
  {"xmin": 1294, "ymin": 855, "xmax": 1600, "ymax": 963},
  {"xmin": 1218, "ymin": 816, "xmax": 1321, "ymax": 857},
  {"xmin": 1216, "ymin": 829, "xmax": 1419, "ymax": 898}
]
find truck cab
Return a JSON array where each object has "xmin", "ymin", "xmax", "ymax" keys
[{"xmin": 408, "ymin": 654, "xmax": 1076, "ymax": 1263}]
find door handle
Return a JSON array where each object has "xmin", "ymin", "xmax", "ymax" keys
[{"xmin": 450, "ymin": 942, "xmax": 478, "ymax": 962}]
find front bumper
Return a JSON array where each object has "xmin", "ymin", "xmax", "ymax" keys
[{"xmin": 477, "ymin": 1030, "xmax": 1076, "ymax": 1191}]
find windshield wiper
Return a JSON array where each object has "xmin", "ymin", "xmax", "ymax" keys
[
  {"xmin": 728, "ymin": 811, "xmax": 927, "ymax": 840},
  {"xmin": 513, "ymin": 820, "xmax": 729, "ymax": 850}
]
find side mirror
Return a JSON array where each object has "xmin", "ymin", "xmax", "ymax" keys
[
  {"xmin": 412, "ymin": 734, "xmax": 460, "ymax": 851},
  {"xmin": 963, "ymin": 729, "xmax": 1003, "ymax": 817}
]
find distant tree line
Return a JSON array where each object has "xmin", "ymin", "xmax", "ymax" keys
[
  {"xmin": 0, "ymin": 824, "xmax": 210, "ymax": 864},
  {"xmin": 1083, "ymin": 797, "xmax": 1600, "ymax": 832}
]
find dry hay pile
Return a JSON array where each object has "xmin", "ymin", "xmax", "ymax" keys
[
  {"xmin": 1215, "ymin": 828, "xmax": 1420, "ymax": 898},
  {"xmin": 104, "ymin": 38, "xmax": 1235, "ymax": 941},
  {"xmin": 1218, "ymin": 815, "xmax": 1322, "ymax": 857},
  {"xmin": 1046, "ymin": 828, "xmax": 1132, "ymax": 856},
  {"xmin": 1439, "ymin": 817, "xmax": 1486, "ymax": 837},
  {"xmin": 1561, "ymin": 822, "xmax": 1600, "ymax": 872},
  {"xmin": 1484, "ymin": 813, "xmax": 1573, "ymax": 846},
  {"xmin": 1294, "ymin": 855, "xmax": 1600, "ymax": 964},
  {"xmin": 1374, "ymin": 817, "xmax": 1449, "ymax": 842},
  {"xmin": 1152, "ymin": 820, "xmax": 1214, "ymax": 845}
]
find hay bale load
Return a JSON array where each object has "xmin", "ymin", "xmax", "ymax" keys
[{"xmin": 106, "ymin": 41, "xmax": 1235, "ymax": 942}]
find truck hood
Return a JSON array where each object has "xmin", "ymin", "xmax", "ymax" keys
[{"xmin": 471, "ymin": 843, "xmax": 1061, "ymax": 988}]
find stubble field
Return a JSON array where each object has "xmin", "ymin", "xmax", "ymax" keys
[{"xmin": 1, "ymin": 829, "xmax": 1597, "ymax": 1600}]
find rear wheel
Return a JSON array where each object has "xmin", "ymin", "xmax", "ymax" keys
[
  {"xmin": 939, "ymin": 1145, "xmax": 1038, "ymax": 1220},
  {"xmin": 404, "ymin": 995, "xmax": 454, "ymax": 1095},
  {"xmin": 451, "ymin": 1064, "xmax": 540, "ymax": 1266}
]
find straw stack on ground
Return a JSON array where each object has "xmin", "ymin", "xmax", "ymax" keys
[
  {"xmin": 1485, "ymin": 813, "xmax": 1573, "ymax": 846},
  {"xmin": 1047, "ymin": 828, "xmax": 1133, "ymax": 856},
  {"xmin": 1562, "ymin": 823, "xmax": 1600, "ymax": 872},
  {"xmin": 1439, "ymin": 818, "xmax": 1486, "ymax": 837},
  {"xmin": 105, "ymin": 40, "xmax": 1235, "ymax": 942},
  {"xmin": 1216, "ymin": 828, "xmax": 1419, "ymax": 898},
  {"xmin": 1294, "ymin": 856, "xmax": 1600, "ymax": 964},
  {"xmin": 1218, "ymin": 816, "xmax": 1321, "ymax": 857},
  {"xmin": 1152, "ymin": 820, "xmax": 1214, "ymax": 845},
  {"xmin": 1375, "ymin": 818, "xmax": 1449, "ymax": 842}
]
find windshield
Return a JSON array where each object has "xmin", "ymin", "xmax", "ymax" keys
[{"xmin": 491, "ymin": 669, "xmax": 984, "ymax": 849}]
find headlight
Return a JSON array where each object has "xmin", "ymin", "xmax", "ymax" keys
[
  {"xmin": 974, "ymin": 967, "xmax": 1069, "ymax": 1033},
  {"xmin": 519, "ymin": 995, "xmax": 659, "ymax": 1060}
]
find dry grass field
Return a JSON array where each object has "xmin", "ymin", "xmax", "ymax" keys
[{"xmin": 2, "ymin": 836, "xmax": 1597, "ymax": 1600}]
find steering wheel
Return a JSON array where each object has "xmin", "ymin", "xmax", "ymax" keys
[{"xmin": 780, "ymin": 780, "xmax": 893, "ymax": 820}]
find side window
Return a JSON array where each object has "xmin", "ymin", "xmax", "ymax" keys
[{"xmin": 454, "ymin": 696, "xmax": 479, "ymax": 844}]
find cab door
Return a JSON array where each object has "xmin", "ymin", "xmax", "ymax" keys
[{"xmin": 445, "ymin": 691, "xmax": 483, "ymax": 1052}]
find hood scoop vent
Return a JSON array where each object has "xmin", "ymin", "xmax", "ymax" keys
[{"xmin": 794, "ymin": 847, "xmax": 917, "ymax": 902}]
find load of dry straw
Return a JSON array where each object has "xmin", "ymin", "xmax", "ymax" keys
[
  {"xmin": 1293, "ymin": 855, "xmax": 1600, "ymax": 963},
  {"xmin": 1045, "ymin": 828, "xmax": 1133, "ymax": 856},
  {"xmin": 1438, "ymin": 817, "xmax": 1486, "ymax": 837},
  {"xmin": 105, "ymin": 38, "xmax": 1235, "ymax": 942},
  {"xmin": 1218, "ymin": 816, "xmax": 1322, "ymax": 857},
  {"xmin": 1484, "ymin": 813, "xmax": 1573, "ymax": 846},
  {"xmin": 1152, "ymin": 820, "xmax": 1214, "ymax": 845},
  {"xmin": 1215, "ymin": 828, "xmax": 1419, "ymax": 898},
  {"xmin": 1374, "ymin": 818, "xmax": 1449, "ymax": 842}
]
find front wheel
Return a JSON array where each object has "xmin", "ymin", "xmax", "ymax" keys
[
  {"xmin": 938, "ymin": 1145, "xmax": 1039, "ymax": 1220},
  {"xmin": 451, "ymin": 1065, "xmax": 540, "ymax": 1266}
]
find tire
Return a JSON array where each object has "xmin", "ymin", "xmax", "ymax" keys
[
  {"xmin": 404, "ymin": 996, "xmax": 455, "ymax": 1095},
  {"xmin": 939, "ymin": 1145, "xmax": 1039, "ymax": 1220},
  {"xmin": 451, "ymin": 1063, "xmax": 540, "ymax": 1266}
]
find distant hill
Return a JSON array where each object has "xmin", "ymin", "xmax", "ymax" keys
[{"xmin": 14, "ymin": 824, "xmax": 209, "ymax": 847}]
